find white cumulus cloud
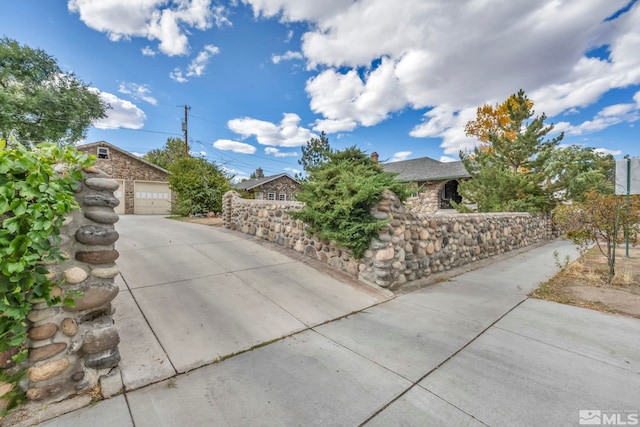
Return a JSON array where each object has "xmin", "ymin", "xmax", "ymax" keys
[
  {"xmin": 141, "ymin": 46, "xmax": 156, "ymax": 56},
  {"xmin": 272, "ymin": 50, "xmax": 303, "ymax": 64},
  {"xmin": 284, "ymin": 167, "xmax": 301, "ymax": 175},
  {"xmin": 389, "ymin": 151, "xmax": 412, "ymax": 162},
  {"xmin": 169, "ymin": 68, "xmax": 187, "ymax": 83},
  {"xmin": 213, "ymin": 139, "xmax": 257, "ymax": 154},
  {"xmin": 187, "ymin": 44, "xmax": 220, "ymax": 76},
  {"xmin": 93, "ymin": 90, "xmax": 146, "ymax": 129},
  {"xmin": 118, "ymin": 82, "xmax": 157, "ymax": 105},
  {"xmin": 440, "ymin": 156, "xmax": 458, "ymax": 163},
  {"xmin": 265, "ymin": 147, "xmax": 298, "ymax": 157},
  {"xmin": 562, "ymin": 90, "xmax": 640, "ymax": 136},
  {"xmin": 228, "ymin": 113, "xmax": 316, "ymax": 147},
  {"xmin": 170, "ymin": 44, "xmax": 220, "ymax": 82},
  {"xmin": 68, "ymin": 0, "xmax": 230, "ymax": 56},
  {"xmin": 242, "ymin": 0, "xmax": 640, "ymax": 154}
]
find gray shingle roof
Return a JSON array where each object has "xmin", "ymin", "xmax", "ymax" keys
[
  {"xmin": 382, "ymin": 157, "xmax": 470, "ymax": 182},
  {"xmin": 234, "ymin": 173, "xmax": 299, "ymax": 191}
]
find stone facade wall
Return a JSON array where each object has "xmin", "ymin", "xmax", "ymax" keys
[
  {"xmin": 77, "ymin": 143, "xmax": 168, "ymax": 214},
  {"xmin": 254, "ymin": 176, "xmax": 301, "ymax": 200},
  {"xmin": 1, "ymin": 168, "xmax": 122, "ymax": 409},
  {"xmin": 223, "ymin": 192, "xmax": 362, "ymax": 275},
  {"xmin": 360, "ymin": 190, "xmax": 553, "ymax": 288},
  {"xmin": 404, "ymin": 181, "xmax": 442, "ymax": 215},
  {"xmin": 223, "ymin": 190, "xmax": 554, "ymax": 289}
]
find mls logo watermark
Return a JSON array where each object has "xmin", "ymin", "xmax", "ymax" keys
[{"xmin": 580, "ymin": 410, "xmax": 639, "ymax": 425}]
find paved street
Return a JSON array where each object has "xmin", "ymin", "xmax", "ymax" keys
[{"xmin": 17, "ymin": 216, "xmax": 640, "ymax": 426}]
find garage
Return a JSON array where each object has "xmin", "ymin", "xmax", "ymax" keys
[
  {"xmin": 77, "ymin": 142, "xmax": 172, "ymax": 215},
  {"xmin": 134, "ymin": 181, "xmax": 171, "ymax": 215}
]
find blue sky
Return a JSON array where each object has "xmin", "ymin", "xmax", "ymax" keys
[{"xmin": 2, "ymin": 0, "xmax": 639, "ymax": 180}]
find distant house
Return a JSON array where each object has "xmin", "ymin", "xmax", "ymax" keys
[
  {"xmin": 76, "ymin": 141, "xmax": 172, "ymax": 215},
  {"xmin": 379, "ymin": 153, "xmax": 470, "ymax": 214},
  {"xmin": 234, "ymin": 168, "xmax": 301, "ymax": 201}
]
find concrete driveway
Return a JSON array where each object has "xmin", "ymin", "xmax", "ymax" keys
[
  {"xmin": 15, "ymin": 217, "xmax": 640, "ymax": 426},
  {"xmin": 113, "ymin": 215, "xmax": 392, "ymax": 389}
]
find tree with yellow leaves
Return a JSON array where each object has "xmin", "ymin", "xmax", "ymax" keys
[
  {"xmin": 457, "ymin": 90, "xmax": 563, "ymax": 212},
  {"xmin": 464, "ymin": 93, "xmax": 532, "ymax": 145}
]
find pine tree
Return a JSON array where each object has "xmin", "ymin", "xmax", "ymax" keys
[
  {"xmin": 298, "ymin": 131, "xmax": 331, "ymax": 174},
  {"xmin": 458, "ymin": 90, "xmax": 563, "ymax": 213}
]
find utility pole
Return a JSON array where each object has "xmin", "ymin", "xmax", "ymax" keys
[{"xmin": 182, "ymin": 105, "xmax": 190, "ymax": 157}]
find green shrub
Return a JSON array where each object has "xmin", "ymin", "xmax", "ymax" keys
[
  {"xmin": 167, "ymin": 157, "xmax": 230, "ymax": 216},
  {"xmin": 292, "ymin": 146, "xmax": 410, "ymax": 258}
]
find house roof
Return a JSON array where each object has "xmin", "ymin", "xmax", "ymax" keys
[
  {"xmin": 381, "ymin": 156, "xmax": 470, "ymax": 182},
  {"xmin": 76, "ymin": 141, "xmax": 169, "ymax": 174},
  {"xmin": 234, "ymin": 173, "xmax": 299, "ymax": 191}
]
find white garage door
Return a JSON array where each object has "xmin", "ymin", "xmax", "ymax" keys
[
  {"xmin": 113, "ymin": 179, "xmax": 125, "ymax": 215},
  {"xmin": 134, "ymin": 181, "xmax": 171, "ymax": 215}
]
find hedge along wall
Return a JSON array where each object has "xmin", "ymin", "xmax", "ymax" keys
[
  {"xmin": 223, "ymin": 190, "xmax": 555, "ymax": 289},
  {"xmin": 1, "ymin": 168, "xmax": 122, "ymax": 412}
]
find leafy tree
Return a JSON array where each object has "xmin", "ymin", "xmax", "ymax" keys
[
  {"xmin": 545, "ymin": 145, "xmax": 615, "ymax": 202},
  {"xmin": 298, "ymin": 131, "xmax": 331, "ymax": 174},
  {"xmin": 143, "ymin": 137, "xmax": 189, "ymax": 169},
  {"xmin": 292, "ymin": 146, "xmax": 410, "ymax": 258},
  {"xmin": 553, "ymin": 191, "xmax": 640, "ymax": 283},
  {"xmin": 167, "ymin": 157, "xmax": 230, "ymax": 216},
  {"xmin": 458, "ymin": 89, "xmax": 563, "ymax": 213},
  {"xmin": 0, "ymin": 38, "xmax": 107, "ymax": 146}
]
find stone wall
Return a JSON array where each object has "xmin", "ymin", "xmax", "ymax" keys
[
  {"xmin": 77, "ymin": 143, "xmax": 168, "ymax": 214},
  {"xmin": 223, "ymin": 190, "xmax": 554, "ymax": 289},
  {"xmin": 1, "ymin": 168, "xmax": 122, "ymax": 409},
  {"xmin": 360, "ymin": 190, "xmax": 554, "ymax": 288},
  {"xmin": 223, "ymin": 191, "xmax": 362, "ymax": 275},
  {"xmin": 404, "ymin": 181, "xmax": 441, "ymax": 215}
]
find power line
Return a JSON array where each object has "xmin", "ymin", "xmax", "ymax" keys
[{"xmin": 2, "ymin": 103, "xmax": 305, "ymax": 174}]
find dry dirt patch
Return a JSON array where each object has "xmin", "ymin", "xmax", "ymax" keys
[{"xmin": 530, "ymin": 245, "xmax": 640, "ymax": 319}]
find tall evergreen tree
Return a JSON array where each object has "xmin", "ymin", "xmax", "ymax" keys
[
  {"xmin": 298, "ymin": 131, "xmax": 331, "ymax": 174},
  {"xmin": 458, "ymin": 90, "xmax": 563, "ymax": 213},
  {"xmin": 293, "ymin": 146, "xmax": 409, "ymax": 258}
]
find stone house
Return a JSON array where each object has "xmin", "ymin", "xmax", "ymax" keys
[
  {"xmin": 76, "ymin": 141, "xmax": 172, "ymax": 215},
  {"xmin": 234, "ymin": 168, "xmax": 301, "ymax": 201},
  {"xmin": 379, "ymin": 154, "xmax": 470, "ymax": 214}
]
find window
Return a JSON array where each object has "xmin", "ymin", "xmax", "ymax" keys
[
  {"xmin": 255, "ymin": 192, "xmax": 263, "ymax": 200},
  {"xmin": 267, "ymin": 193, "xmax": 276, "ymax": 200},
  {"xmin": 289, "ymin": 194, "xmax": 296, "ymax": 201},
  {"xmin": 97, "ymin": 147, "xmax": 109, "ymax": 159},
  {"xmin": 278, "ymin": 194, "xmax": 286, "ymax": 201}
]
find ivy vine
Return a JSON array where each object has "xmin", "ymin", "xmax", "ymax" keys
[{"xmin": 0, "ymin": 138, "xmax": 93, "ymax": 412}]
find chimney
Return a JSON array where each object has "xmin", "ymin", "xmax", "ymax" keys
[
  {"xmin": 371, "ymin": 152, "xmax": 379, "ymax": 164},
  {"xmin": 255, "ymin": 167, "xmax": 264, "ymax": 178}
]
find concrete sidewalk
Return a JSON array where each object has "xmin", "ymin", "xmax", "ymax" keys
[{"xmin": 11, "ymin": 218, "xmax": 640, "ymax": 426}]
